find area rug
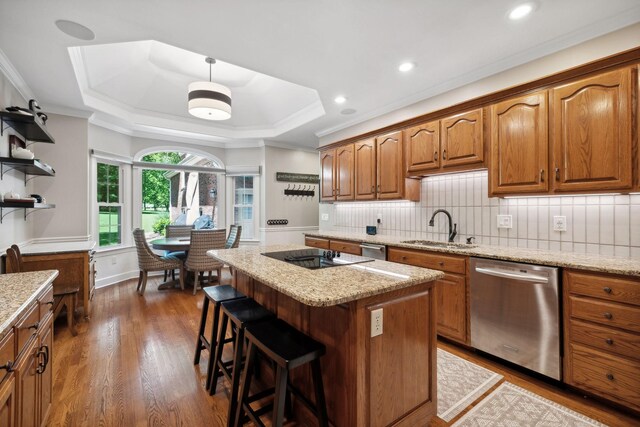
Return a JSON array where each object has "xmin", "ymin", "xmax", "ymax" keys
[
  {"xmin": 452, "ymin": 382, "xmax": 607, "ymax": 426},
  {"xmin": 437, "ymin": 349, "xmax": 503, "ymax": 422}
]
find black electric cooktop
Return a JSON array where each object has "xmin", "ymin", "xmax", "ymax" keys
[{"xmin": 262, "ymin": 249, "xmax": 375, "ymax": 270}]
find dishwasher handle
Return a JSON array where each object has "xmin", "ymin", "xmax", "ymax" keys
[
  {"xmin": 474, "ymin": 266, "xmax": 549, "ymax": 283},
  {"xmin": 359, "ymin": 244, "xmax": 385, "ymax": 252}
]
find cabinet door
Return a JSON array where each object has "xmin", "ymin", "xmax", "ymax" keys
[
  {"xmin": 440, "ymin": 108, "xmax": 484, "ymax": 168},
  {"xmin": 490, "ymin": 91, "xmax": 548, "ymax": 195},
  {"xmin": 436, "ymin": 273, "xmax": 467, "ymax": 343},
  {"xmin": 406, "ymin": 121, "xmax": 440, "ymax": 173},
  {"xmin": 354, "ymin": 139, "xmax": 377, "ymax": 200},
  {"xmin": 320, "ymin": 149, "xmax": 336, "ymax": 201},
  {"xmin": 376, "ymin": 131, "xmax": 404, "ymax": 199},
  {"xmin": 551, "ymin": 68, "xmax": 633, "ymax": 192},
  {"xmin": 38, "ymin": 318, "xmax": 53, "ymax": 427},
  {"xmin": 335, "ymin": 144, "xmax": 355, "ymax": 201},
  {"xmin": 15, "ymin": 339, "xmax": 38, "ymax": 427},
  {"xmin": 0, "ymin": 376, "xmax": 15, "ymax": 427}
]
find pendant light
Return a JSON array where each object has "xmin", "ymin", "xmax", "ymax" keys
[{"xmin": 188, "ymin": 57, "xmax": 232, "ymax": 120}]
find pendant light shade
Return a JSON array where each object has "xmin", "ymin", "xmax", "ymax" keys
[{"xmin": 188, "ymin": 58, "xmax": 232, "ymax": 121}]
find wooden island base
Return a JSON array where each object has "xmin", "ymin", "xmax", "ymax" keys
[{"xmin": 233, "ymin": 271, "xmax": 437, "ymax": 427}]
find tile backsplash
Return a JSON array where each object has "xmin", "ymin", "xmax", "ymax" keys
[{"xmin": 319, "ymin": 171, "xmax": 640, "ymax": 258}]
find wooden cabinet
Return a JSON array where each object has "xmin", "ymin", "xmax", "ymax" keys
[
  {"xmin": 328, "ymin": 239, "xmax": 361, "ymax": 255},
  {"xmin": 440, "ymin": 108, "xmax": 484, "ymax": 169},
  {"xmin": 551, "ymin": 68, "xmax": 633, "ymax": 192},
  {"xmin": 320, "ymin": 149, "xmax": 336, "ymax": 201},
  {"xmin": 406, "ymin": 121, "xmax": 440, "ymax": 173},
  {"xmin": 37, "ymin": 317, "xmax": 53, "ymax": 427},
  {"xmin": 304, "ymin": 236, "xmax": 330, "ymax": 250},
  {"xmin": 6, "ymin": 250, "xmax": 95, "ymax": 319},
  {"xmin": 375, "ymin": 131, "xmax": 405, "ymax": 199},
  {"xmin": 489, "ymin": 91, "xmax": 549, "ymax": 195},
  {"xmin": 354, "ymin": 138, "xmax": 377, "ymax": 200},
  {"xmin": 15, "ymin": 338, "xmax": 38, "ymax": 427},
  {"xmin": 406, "ymin": 108, "xmax": 485, "ymax": 177},
  {"xmin": 387, "ymin": 247, "xmax": 468, "ymax": 344},
  {"xmin": 0, "ymin": 375, "xmax": 15, "ymax": 427},
  {"xmin": 564, "ymin": 269, "xmax": 640, "ymax": 412}
]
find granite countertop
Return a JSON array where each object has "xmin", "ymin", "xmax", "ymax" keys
[
  {"xmin": 0, "ymin": 270, "xmax": 58, "ymax": 341},
  {"xmin": 18, "ymin": 241, "xmax": 96, "ymax": 255},
  {"xmin": 305, "ymin": 231, "xmax": 640, "ymax": 277},
  {"xmin": 207, "ymin": 245, "xmax": 444, "ymax": 307}
]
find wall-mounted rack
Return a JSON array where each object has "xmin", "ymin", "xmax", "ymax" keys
[
  {"xmin": 0, "ymin": 111, "xmax": 55, "ymax": 144},
  {"xmin": 0, "ymin": 201, "xmax": 55, "ymax": 223},
  {"xmin": 284, "ymin": 184, "xmax": 315, "ymax": 198},
  {"xmin": 0, "ymin": 157, "xmax": 55, "ymax": 183}
]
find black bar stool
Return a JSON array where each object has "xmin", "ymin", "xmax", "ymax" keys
[
  {"xmin": 193, "ymin": 285, "xmax": 246, "ymax": 392},
  {"xmin": 210, "ymin": 298, "xmax": 275, "ymax": 424},
  {"xmin": 233, "ymin": 318, "xmax": 328, "ymax": 427}
]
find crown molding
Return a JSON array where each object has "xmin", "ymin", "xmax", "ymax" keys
[{"xmin": 0, "ymin": 47, "xmax": 34, "ymax": 103}]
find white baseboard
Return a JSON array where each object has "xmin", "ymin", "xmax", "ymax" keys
[
  {"xmin": 30, "ymin": 235, "xmax": 92, "ymax": 244},
  {"xmin": 95, "ymin": 269, "xmax": 164, "ymax": 288}
]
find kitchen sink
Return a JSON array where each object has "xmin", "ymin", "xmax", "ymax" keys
[{"xmin": 400, "ymin": 240, "xmax": 478, "ymax": 249}]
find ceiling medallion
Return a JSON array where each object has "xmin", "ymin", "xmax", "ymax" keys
[{"xmin": 188, "ymin": 57, "xmax": 232, "ymax": 120}]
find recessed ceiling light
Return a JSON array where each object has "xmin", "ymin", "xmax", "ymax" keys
[
  {"xmin": 508, "ymin": 3, "xmax": 534, "ymax": 20},
  {"xmin": 55, "ymin": 19, "xmax": 95, "ymax": 40},
  {"xmin": 334, "ymin": 95, "xmax": 347, "ymax": 104},
  {"xmin": 398, "ymin": 62, "xmax": 415, "ymax": 72},
  {"xmin": 341, "ymin": 108, "xmax": 356, "ymax": 115}
]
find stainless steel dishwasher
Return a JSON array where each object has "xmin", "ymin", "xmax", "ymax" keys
[
  {"xmin": 470, "ymin": 257, "xmax": 561, "ymax": 380},
  {"xmin": 359, "ymin": 243, "xmax": 386, "ymax": 260}
]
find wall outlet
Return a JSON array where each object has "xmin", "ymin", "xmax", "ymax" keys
[
  {"xmin": 497, "ymin": 214, "xmax": 513, "ymax": 229},
  {"xmin": 371, "ymin": 308, "xmax": 383, "ymax": 337},
  {"xmin": 321, "ymin": 213, "xmax": 329, "ymax": 221},
  {"xmin": 553, "ymin": 215, "xmax": 567, "ymax": 232}
]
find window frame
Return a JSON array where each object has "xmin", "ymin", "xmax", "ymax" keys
[
  {"xmin": 96, "ymin": 161, "xmax": 124, "ymax": 248},
  {"xmin": 229, "ymin": 174, "xmax": 260, "ymax": 241}
]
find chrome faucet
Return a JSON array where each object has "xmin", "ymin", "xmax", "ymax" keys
[{"xmin": 428, "ymin": 209, "xmax": 457, "ymax": 243}]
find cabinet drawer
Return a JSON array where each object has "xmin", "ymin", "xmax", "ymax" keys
[
  {"xmin": 329, "ymin": 239, "xmax": 361, "ymax": 255},
  {"xmin": 567, "ymin": 343, "xmax": 640, "ymax": 411},
  {"xmin": 0, "ymin": 331, "xmax": 15, "ymax": 380},
  {"xmin": 569, "ymin": 319, "xmax": 640, "ymax": 361},
  {"xmin": 305, "ymin": 237, "xmax": 330, "ymax": 250},
  {"xmin": 38, "ymin": 286, "xmax": 54, "ymax": 320},
  {"xmin": 14, "ymin": 304, "xmax": 39, "ymax": 357},
  {"xmin": 565, "ymin": 270, "xmax": 640, "ymax": 306},
  {"xmin": 388, "ymin": 247, "xmax": 466, "ymax": 274},
  {"xmin": 569, "ymin": 296, "xmax": 640, "ymax": 332}
]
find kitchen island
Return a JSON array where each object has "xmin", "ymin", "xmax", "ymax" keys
[{"xmin": 208, "ymin": 245, "xmax": 444, "ymax": 427}]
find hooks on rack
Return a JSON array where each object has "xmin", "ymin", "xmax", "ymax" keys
[{"xmin": 284, "ymin": 184, "xmax": 315, "ymax": 198}]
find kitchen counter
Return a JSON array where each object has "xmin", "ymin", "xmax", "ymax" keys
[
  {"xmin": 305, "ymin": 231, "xmax": 640, "ymax": 277},
  {"xmin": 18, "ymin": 240, "xmax": 96, "ymax": 255},
  {"xmin": 0, "ymin": 270, "xmax": 58, "ymax": 341},
  {"xmin": 207, "ymin": 244, "xmax": 444, "ymax": 306}
]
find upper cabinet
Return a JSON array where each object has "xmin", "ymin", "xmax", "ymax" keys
[
  {"xmin": 489, "ymin": 91, "xmax": 548, "ymax": 196},
  {"xmin": 320, "ymin": 145, "xmax": 355, "ymax": 201},
  {"xmin": 550, "ymin": 68, "xmax": 633, "ymax": 192},
  {"xmin": 406, "ymin": 108, "xmax": 485, "ymax": 177},
  {"xmin": 376, "ymin": 131, "xmax": 405, "ymax": 199},
  {"xmin": 320, "ymin": 148, "xmax": 336, "ymax": 201},
  {"xmin": 354, "ymin": 138, "xmax": 377, "ymax": 200},
  {"xmin": 440, "ymin": 108, "xmax": 484, "ymax": 169}
]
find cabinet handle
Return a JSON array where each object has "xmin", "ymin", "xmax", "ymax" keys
[
  {"xmin": 0, "ymin": 361, "xmax": 13, "ymax": 372},
  {"xmin": 540, "ymin": 169, "xmax": 545, "ymax": 182},
  {"xmin": 434, "ymin": 151, "xmax": 438, "ymax": 161},
  {"xmin": 25, "ymin": 321, "xmax": 39, "ymax": 331},
  {"xmin": 46, "ymin": 300, "xmax": 55, "ymax": 306},
  {"xmin": 603, "ymin": 312, "xmax": 612, "ymax": 320},
  {"xmin": 555, "ymin": 167, "xmax": 560, "ymax": 181},
  {"xmin": 603, "ymin": 287, "xmax": 612, "ymax": 294},
  {"xmin": 605, "ymin": 338, "xmax": 614, "ymax": 345},
  {"xmin": 442, "ymin": 150, "xmax": 447, "ymax": 160},
  {"xmin": 371, "ymin": 186, "xmax": 375, "ymax": 193},
  {"xmin": 377, "ymin": 184, "xmax": 380, "ymax": 192},
  {"xmin": 606, "ymin": 373, "xmax": 614, "ymax": 381},
  {"xmin": 438, "ymin": 261, "xmax": 445, "ymax": 266},
  {"xmin": 401, "ymin": 256, "xmax": 407, "ymax": 260}
]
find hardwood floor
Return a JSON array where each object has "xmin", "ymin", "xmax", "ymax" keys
[{"xmin": 48, "ymin": 275, "xmax": 639, "ymax": 427}]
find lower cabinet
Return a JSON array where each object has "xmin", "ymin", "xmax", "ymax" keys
[
  {"xmin": 304, "ymin": 236, "xmax": 362, "ymax": 255},
  {"xmin": 0, "ymin": 375, "xmax": 16, "ymax": 427},
  {"xmin": 15, "ymin": 339, "xmax": 38, "ymax": 427},
  {"xmin": 388, "ymin": 247, "xmax": 469, "ymax": 345}
]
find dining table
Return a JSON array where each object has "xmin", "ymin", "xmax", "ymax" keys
[{"xmin": 150, "ymin": 237, "xmax": 192, "ymax": 290}]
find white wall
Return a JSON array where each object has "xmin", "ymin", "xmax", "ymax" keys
[
  {"xmin": 0, "ymin": 71, "xmax": 32, "ymax": 260},
  {"xmin": 319, "ymin": 23, "xmax": 640, "ymax": 146},
  {"xmin": 261, "ymin": 146, "xmax": 319, "ymax": 244}
]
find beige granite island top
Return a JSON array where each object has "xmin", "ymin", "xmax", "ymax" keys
[
  {"xmin": 305, "ymin": 231, "xmax": 640, "ymax": 277},
  {"xmin": 0, "ymin": 270, "xmax": 58, "ymax": 341},
  {"xmin": 207, "ymin": 244, "xmax": 444, "ymax": 307}
]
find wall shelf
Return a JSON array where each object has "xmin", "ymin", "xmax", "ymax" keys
[
  {"xmin": 0, "ymin": 111, "xmax": 55, "ymax": 143},
  {"xmin": 0, "ymin": 157, "xmax": 55, "ymax": 183},
  {"xmin": 0, "ymin": 202, "xmax": 55, "ymax": 223}
]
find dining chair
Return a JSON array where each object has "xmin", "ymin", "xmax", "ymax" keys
[
  {"xmin": 5, "ymin": 247, "xmax": 21, "ymax": 272},
  {"xmin": 184, "ymin": 229, "xmax": 226, "ymax": 295},
  {"xmin": 225, "ymin": 225, "xmax": 242, "ymax": 249},
  {"xmin": 133, "ymin": 228, "xmax": 185, "ymax": 295},
  {"xmin": 164, "ymin": 224, "xmax": 192, "ymax": 281},
  {"xmin": 10, "ymin": 244, "xmax": 23, "ymax": 271}
]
